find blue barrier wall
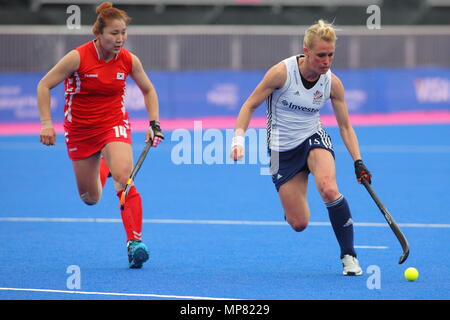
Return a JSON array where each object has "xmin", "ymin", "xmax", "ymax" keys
[{"xmin": 0, "ymin": 67, "xmax": 449, "ymax": 123}]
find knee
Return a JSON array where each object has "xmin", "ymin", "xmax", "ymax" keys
[
  {"xmin": 80, "ymin": 192, "xmax": 100, "ymax": 206},
  {"xmin": 286, "ymin": 218, "xmax": 309, "ymax": 232},
  {"xmin": 291, "ymin": 222, "xmax": 308, "ymax": 232},
  {"xmin": 292, "ymin": 223, "xmax": 308, "ymax": 232},
  {"xmin": 317, "ymin": 179, "xmax": 339, "ymax": 203},
  {"xmin": 111, "ymin": 170, "xmax": 131, "ymax": 188}
]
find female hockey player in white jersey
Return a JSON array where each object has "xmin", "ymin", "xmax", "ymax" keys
[{"xmin": 230, "ymin": 20, "xmax": 372, "ymax": 276}]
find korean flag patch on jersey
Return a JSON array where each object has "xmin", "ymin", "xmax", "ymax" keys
[{"xmin": 116, "ymin": 72, "xmax": 125, "ymax": 80}]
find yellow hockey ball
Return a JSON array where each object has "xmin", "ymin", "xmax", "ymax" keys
[{"xmin": 404, "ymin": 267, "xmax": 419, "ymax": 281}]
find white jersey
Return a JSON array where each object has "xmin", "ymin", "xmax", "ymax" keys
[{"xmin": 266, "ymin": 55, "xmax": 332, "ymax": 152}]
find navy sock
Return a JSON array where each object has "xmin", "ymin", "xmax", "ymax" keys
[{"xmin": 326, "ymin": 195, "xmax": 357, "ymax": 259}]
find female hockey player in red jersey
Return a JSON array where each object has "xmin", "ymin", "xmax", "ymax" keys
[{"xmin": 37, "ymin": 2, "xmax": 163, "ymax": 268}]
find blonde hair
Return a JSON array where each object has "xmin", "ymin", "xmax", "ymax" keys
[
  {"xmin": 92, "ymin": 2, "xmax": 131, "ymax": 35},
  {"xmin": 303, "ymin": 20, "xmax": 337, "ymax": 49}
]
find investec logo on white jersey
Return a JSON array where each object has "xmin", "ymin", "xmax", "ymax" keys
[
  {"xmin": 281, "ymin": 99, "xmax": 320, "ymax": 113},
  {"xmin": 267, "ymin": 55, "xmax": 331, "ymax": 152}
]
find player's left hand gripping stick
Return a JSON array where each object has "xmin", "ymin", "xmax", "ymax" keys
[
  {"xmin": 354, "ymin": 159, "xmax": 371, "ymax": 184},
  {"xmin": 149, "ymin": 120, "xmax": 164, "ymax": 147}
]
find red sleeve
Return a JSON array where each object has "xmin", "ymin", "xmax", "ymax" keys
[
  {"xmin": 74, "ymin": 41, "xmax": 91, "ymax": 74},
  {"xmin": 122, "ymin": 49, "xmax": 133, "ymax": 75}
]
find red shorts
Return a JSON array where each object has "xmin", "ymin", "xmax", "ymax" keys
[{"xmin": 64, "ymin": 116, "xmax": 132, "ymax": 161}]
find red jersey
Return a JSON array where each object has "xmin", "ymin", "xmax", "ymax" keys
[{"xmin": 64, "ymin": 40, "xmax": 133, "ymax": 132}]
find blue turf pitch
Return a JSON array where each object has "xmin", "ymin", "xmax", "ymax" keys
[{"xmin": 0, "ymin": 124, "xmax": 449, "ymax": 300}]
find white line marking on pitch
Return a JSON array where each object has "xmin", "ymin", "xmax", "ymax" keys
[
  {"xmin": 0, "ymin": 217, "xmax": 449, "ymax": 228},
  {"xmin": 354, "ymin": 245, "xmax": 388, "ymax": 249},
  {"xmin": 0, "ymin": 287, "xmax": 240, "ymax": 300}
]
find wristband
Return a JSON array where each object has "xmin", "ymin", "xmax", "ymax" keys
[{"xmin": 231, "ymin": 135, "xmax": 245, "ymax": 148}]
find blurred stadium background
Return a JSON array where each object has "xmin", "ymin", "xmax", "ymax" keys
[{"xmin": 0, "ymin": 0, "xmax": 449, "ymax": 127}]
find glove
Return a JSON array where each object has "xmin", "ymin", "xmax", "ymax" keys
[
  {"xmin": 148, "ymin": 120, "xmax": 164, "ymax": 147},
  {"xmin": 354, "ymin": 159, "xmax": 372, "ymax": 184}
]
